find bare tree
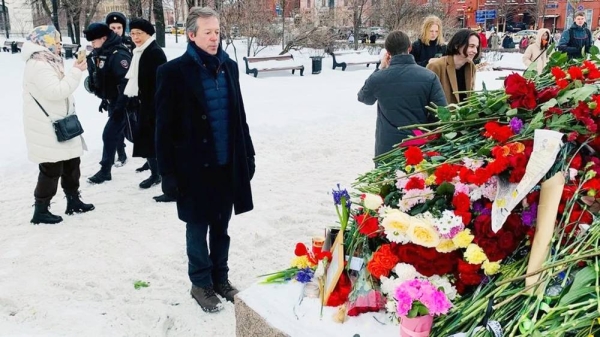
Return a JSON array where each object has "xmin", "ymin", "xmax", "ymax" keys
[
  {"xmin": 83, "ymin": 0, "xmax": 103, "ymax": 29},
  {"xmin": 129, "ymin": 0, "xmax": 143, "ymax": 17},
  {"xmin": 153, "ymin": 0, "xmax": 166, "ymax": 46},
  {"xmin": 236, "ymin": 0, "xmax": 276, "ymax": 56}
]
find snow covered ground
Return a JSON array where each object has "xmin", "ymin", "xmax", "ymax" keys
[{"xmin": 0, "ymin": 35, "xmax": 520, "ymax": 336}]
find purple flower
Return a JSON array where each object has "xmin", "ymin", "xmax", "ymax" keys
[
  {"xmin": 332, "ymin": 184, "xmax": 351, "ymax": 208},
  {"xmin": 295, "ymin": 268, "xmax": 314, "ymax": 283},
  {"xmin": 509, "ymin": 117, "xmax": 524, "ymax": 134},
  {"xmin": 522, "ymin": 203, "xmax": 538, "ymax": 227}
]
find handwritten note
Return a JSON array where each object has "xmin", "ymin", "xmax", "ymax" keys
[{"xmin": 492, "ymin": 129, "xmax": 564, "ymax": 232}]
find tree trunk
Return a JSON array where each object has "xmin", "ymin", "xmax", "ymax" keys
[
  {"xmin": 51, "ymin": 0, "xmax": 60, "ymax": 32},
  {"xmin": 281, "ymin": 0, "xmax": 286, "ymax": 51},
  {"xmin": 129, "ymin": 0, "xmax": 143, "ymax": 18},
  {"xmin": 2, "ymin": 0, "xmax": 9, "ymax": 39},
  {"xmin": 153, "ymin": 0, "xmax": 166, "ymax": 47},
  {"xmin": 84, "ymin": 0, "xmax": 102, "ymax": 29},
  {"xmin": 73, "ymin": 19, "xmax": 81, "ymax": 44},
  {"xmin": 66, "ymin": 8, "xmax": 74, "ymax": 42}
]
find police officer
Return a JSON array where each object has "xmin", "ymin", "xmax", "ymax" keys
[
  {"xmin": 105, "ymin": 12, "xmax": 133, "ymax": 166},
  {"xmin": 106, "ymin": 12, "xmax": 135, "ymax": 52},
  {"xmin": 83, "ymin": 23, "xmax": 132, "ymax": 184}
]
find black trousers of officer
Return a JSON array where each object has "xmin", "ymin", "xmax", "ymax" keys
[{"xmin": 99, "ymin": 107, "xmax": 126, "ymax": 170}]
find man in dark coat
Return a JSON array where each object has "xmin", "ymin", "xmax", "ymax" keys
[
  {"xmin": 123, "ymin": 19, "xmax": 170, "ymax": 198},
  {"xmin": 558, "ymin": 11, "xmax": 592, "ymax": 59},
  {"xmin": 358, "ymin": 30, "xmax": 447, "ymax": 160},
  {"xmin": 83, "ymin": 23, "xmax": 132, "ymax": 184},
  {"xmin": 155, "ymin": 7, "xmax": 255, "ymax": 313}
]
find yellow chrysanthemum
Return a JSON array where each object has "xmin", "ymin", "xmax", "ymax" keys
[
  {"xmin": 425, "ymin": 175, "xmax": 436, "ymax": 186},
  {"xmin": 405, "ymin": 165, "xmax": 413, "ymax": 173},
  {"xmin": 408, "ymin": 217, "xmax": 440, "ymax": 248},
  {"xmin": 436, "ymin": 239, "xmax": 457, "ymax": 253},
  {"xmin": 290, "ymin": 256, "xmax": 313, "ymax": 269},
  {"xmin": 464, "ymin": 244, "xmax": 487, "ymax": 265},
  {"xmin": 452, "ymin": 229, "xmax": 474, "ymax": 248},
  {"xmin": 482, "ymin": 260, "xmax": 501, "ymax": 275}
]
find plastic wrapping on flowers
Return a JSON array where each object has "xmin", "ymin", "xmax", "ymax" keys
[{"xmin": 345, "ymin": 48, "xmax": 600, "ymax": 336}]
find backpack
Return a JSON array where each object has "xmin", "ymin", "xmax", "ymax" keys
[{"xmin": 520, "ymin": 38, "xmax": 529, "ymax": 49}]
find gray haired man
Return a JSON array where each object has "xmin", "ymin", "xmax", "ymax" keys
[{"xmin": 155, "ymin": 7, "xmax": 255, "ymax": 313}]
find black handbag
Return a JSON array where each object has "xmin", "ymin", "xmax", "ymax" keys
[
  {"xmin": 124, "ymin": 98, "xmax": 140, "ymax": 143},
  {"xmin": 31, "ymin": 95, "xmax": 84, "ymax": 142}
]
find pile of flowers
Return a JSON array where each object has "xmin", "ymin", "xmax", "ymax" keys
[{"xmin": 261, "ymin": 49, "xmax": 600, "ymax": 336}]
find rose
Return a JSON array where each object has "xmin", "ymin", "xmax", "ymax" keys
[
  {"xmin": 362, "ymin": 193, "xmax": 384, "ymax": 210},
  {"xmin": 368, "ymin": 259, "xmax": 392, "ymax": 279},
  {"xmin": 355, "ymin": 213, "xmax": 380, "ymax": 238},
  {"xmin": 504, "ymin": 73, "xmax": 538, "ymax": 110},
  {"xmin": 537, "ymin": 86, "xmax": 560, "ymax": 103}
]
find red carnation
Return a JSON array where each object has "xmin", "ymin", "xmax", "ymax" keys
[
  {"xmin": 568, "ymin": 66, "xmax": 584, "ymax": 80},
  {"xmin": 404, "ymin": 146, "xmax": 424, "ymax": 165},
  {"xmin": 537, "ymin": 86, "xmax": 560, "ymax": 104},
  {"xmin": 367, "ymin": 244, "xmax": 399, "ymax": 279},
  {"xmin": 504, "ymin": 73, "xmax": 538, "ymax": 110},
  {"xmin": 434, "ymin": 163, "xmax": 458, "ymax": 184},
  {"xmin": 405, "ymin": 177, "xmax": 425, "ymax": 190},
  {"xmin": 551, "ymin": 66, "xmax": 566, "ymax": 80},
  {"xmin": 452, "ymin": 193, "xmax": 471, "ymax": 212}
]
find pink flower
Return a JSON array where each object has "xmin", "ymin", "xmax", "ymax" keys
[{"xmin": 393, "ymin": 279, "xmax": 452, "ymax": 317}]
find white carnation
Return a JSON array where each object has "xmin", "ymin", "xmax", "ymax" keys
[
  {"xmin": 363, "ymin": 193, "xmax": 384, "ymax": 210},
  {"xmin": 392, "ymin": 263, "xmax": 422, "ymax": 282},
  {"xmin": 428, "ymin": 275, "xmax": 457, "ymax": 301}
]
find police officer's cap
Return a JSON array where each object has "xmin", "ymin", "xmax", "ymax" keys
[
  {"xmin": 106, "ymin": 12, "xmax": 127, "ymax": 29},
  {"xmin": 84, "ymin": 23, "xmax": 112, "ymax": 41}
]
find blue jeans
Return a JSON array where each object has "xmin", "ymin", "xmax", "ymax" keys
[
  {"xmin": 186, "ymin": 206, "xmax": 232, "ymax": 287},
  {"xmin": 185, "ymin": 165, "xmax": 234, "ymax": 287}
]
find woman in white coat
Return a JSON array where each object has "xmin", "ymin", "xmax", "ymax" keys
[
  {"xmin": 22, "ymin": 25, "xmax": 94, "ymax": 224},
  {"xmin": 522, "ymin": 28, "xmax": 551, "ymax": 74}
]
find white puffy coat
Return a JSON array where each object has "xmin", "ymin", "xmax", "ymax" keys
[
  {"xmin": 522, "ymin": 28, "xmax": 551, "ymax": 74},
  {"xmin": 22, "ymin": 41, "xmax": 84, "ymax": 164}
]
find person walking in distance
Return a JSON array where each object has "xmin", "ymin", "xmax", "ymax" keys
[
  {"xmin": 83, "ymin": 23, "xmax": 132, "ymax": 184},
  {"xmin": 155, "ymin": 7, "xmax": 256, "ymax": 312},
  {"xmin": 123, "ymin": 19, "xmax": 171, "ymax": 198},
  {"xmin": 22, "ymin": 26, "xmax": 95, "ymax": 224}
]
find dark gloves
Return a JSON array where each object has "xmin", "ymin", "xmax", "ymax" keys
[
  {"xmin": 98, "ymin": 99, "xmax": 108, "ymax": 113},
  {"xmin": 248, "ymin": 156, "xmax": 255, "ymax": 180},
  {"xmin": 161, "ymin": 174, "xmax": 178, "ymax": 197}
]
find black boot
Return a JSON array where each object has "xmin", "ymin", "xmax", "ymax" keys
[
  {"xmin": 115, "ymin": 147, "xmax": 127, "ymax": 167},
  {"xmin": 135, "ymin": 162, "xmax": 149, "ymax": 173},
  {"xmin": 139, "ymin": 159, "xmax": 161, "ymax": 189},
  {"xmin": 88, "ymin": 167, "xmax": 112, "ymax": 184},
  {"xmin": 65, "ymin": 192, "xmax": 95, "ymax": 215},
  {"xmin": 153, "ymin": 194, "xmax": 177, "ymax": 202},
  {"xmin": 31, "ymin": 201, "xmax": 63, "ymax": 224}
]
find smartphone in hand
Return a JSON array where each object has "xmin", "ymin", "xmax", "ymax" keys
[{"xmin": 77, "ymin": 50, "xmax": 86, "ymax": 63}]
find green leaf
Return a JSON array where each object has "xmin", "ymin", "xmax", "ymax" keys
[
  {"xmin": 570, "ymin": 266, "xmax": 596, "ymax": 290},
  {"xmin": 519, "ymin": 318, "xmax": 533, "ymax": 334},
  {"xmin": 558, "ymin": 286, "xmax": 595, "ymax": 306},
  {"xmin": 134, "ymin": 280, "xmax": 150, "ymax": 290},
  {"xmin": 409, "ymin": 201, "xmax": 430, "ymax": 216},
  {"xmin": 540, "ymin": 98, "xmax": 558, "ymax": 112},
  {"xmin": 506, "ymin": 108, "xmax": 518, "ymax": 116},
  {"xmin": 443, "ymin": 132, "xmax": 457, "ymax": 140},
  {"xmin": 407, "ymin": 304, "xmax": 419, "ymax": 318},
  {"xmin": 558, "ymin": 85, "xmax": 597, "ymax": 105},
  {"xmin": 590, "ymin": 45, "xmax": 599, "ymax": 56},
  {"xmin": 437, "ymin": 106, "xmax": 452, "ymax": 122},
  {"xmin": 436, "ymin": 182, "xmax": 455, "ymax": 196}
]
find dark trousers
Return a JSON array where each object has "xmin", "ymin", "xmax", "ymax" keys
[
  {"xmin": 186, "ymin": 165, "xmax": 233, "ymax": 288},
  {"xmin": 99, "ymin": 110, "xmax": 126, "ymax": 169},
  {"xmin": 34, "ymin": 157, "xmax": 81, "ymax": 203}
]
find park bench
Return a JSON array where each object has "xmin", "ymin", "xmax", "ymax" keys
[
  {"xmin": 62, "ymin": 43, "xmax": 80, "ymax": 59},
  {"xmin": 2, "ymin": 41, "xmax": 22, "ymax": 53},
  {"xmin": 243, "ymin": 54, "xmax": 304, "ymax": 77},
  {"xmin": 329, "ymin": 49, "xmax": 380, "ymax": 71}
]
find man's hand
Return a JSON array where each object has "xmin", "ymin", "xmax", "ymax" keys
[{"xmin": 380, "ymin": 51, "xmax": 391, "ymax": 69}]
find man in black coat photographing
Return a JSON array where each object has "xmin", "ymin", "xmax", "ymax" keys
[{"xmin": 155, "ymin": 7, "xmax": 255, "ymax": 313}]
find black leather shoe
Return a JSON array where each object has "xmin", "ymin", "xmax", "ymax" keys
[
  {"xmin": 136, "ymin": 162, "xmax": 149, "ymax": 173},
  {"xmin": 65, "ymin": 192, "xmax": 95, "ymax": 215},
  {"xmin": 31, "ymin": 201, "xmax": 63, "ymax": 224},
  {"xmin": 139, "ymin": 175, "xmax": 161, "ymax": 189},
  {"xmin": 191, "ymin": 285, "xmax": 223, "ymax": 313},
  {"xmin": 88, "ymin": 169, "xmax": 112, "ymax": 184},
  {"xmin": 153, "ymin": 194, "xmax": 177, "ymax": 202}
]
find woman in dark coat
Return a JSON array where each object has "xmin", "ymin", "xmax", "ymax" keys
[
  {"xmin": 124, "ymin": 19, "xmax": 168, "ymax": 197},
  {"xmin": 410, "ymin": 15, "xmax": 447, "ymax": 67}
]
